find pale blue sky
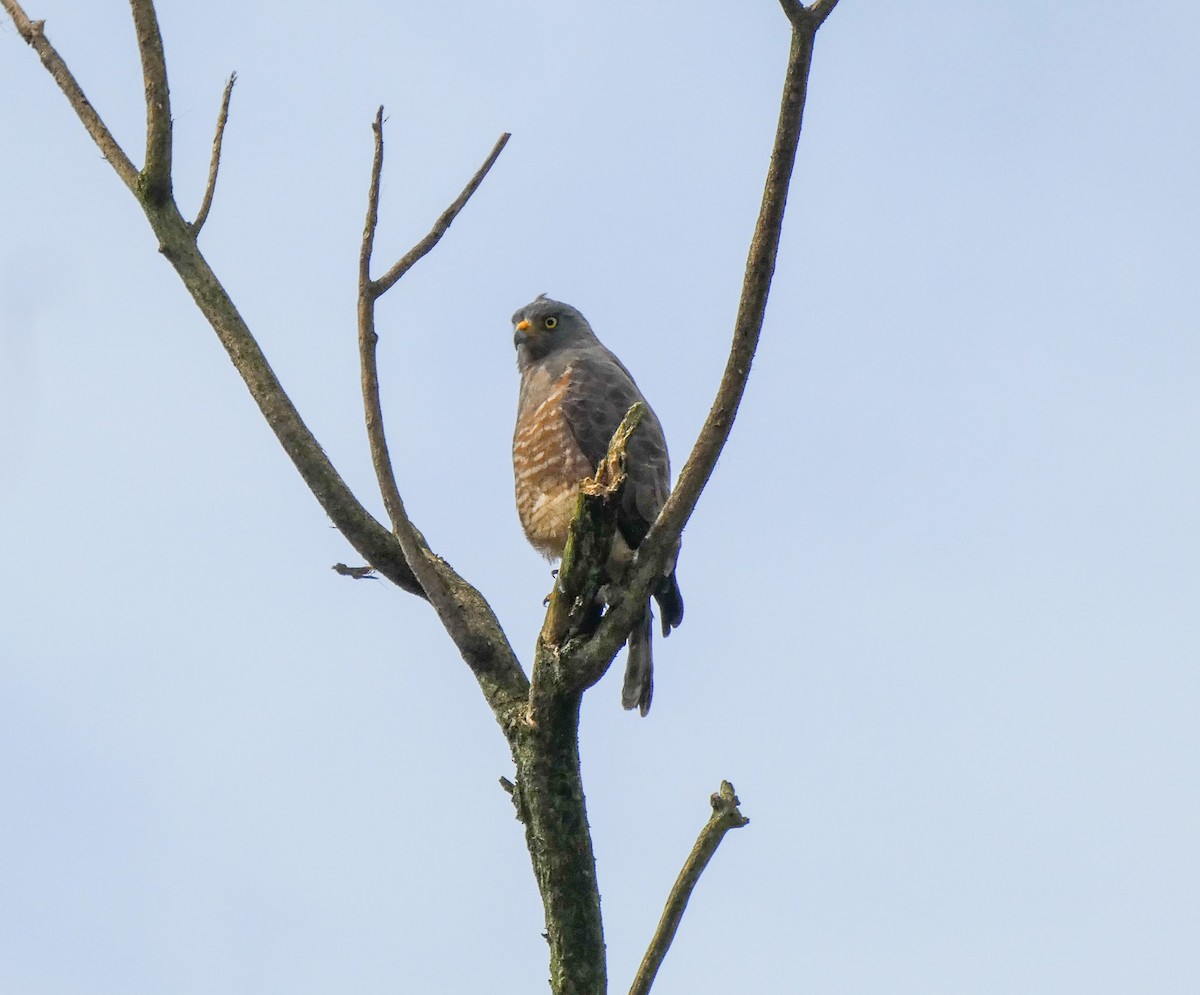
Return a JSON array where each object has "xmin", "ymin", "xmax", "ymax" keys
[{"xmin": 2, "ymin": 2, "xmax": 1198, "ymax": 992}]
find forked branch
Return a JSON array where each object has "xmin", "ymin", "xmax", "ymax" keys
[
  {"xmin": 357, "ymin": 106, "xmax": 415, "ymax": 538},
  {"xmin": 354, "ymin": 108, "xmax": 521, "ymax": 691},
  {"xmin": 113, "ymin": 5, "xmax": 428, "ymax": 598},
  {"xmin": 780, "ymin": 0, "xmax": 841, "ymax": 28},
  {"xmin": 3, "ymin": 0, "xmax": 530, "ymax": 719},
  {"xmin": 371, "ymin": 129, "xmax": 510, "ymax": 296},
  {"xmin": 358, "ymin": 109, "xmax": 508, "ymax": 534}
]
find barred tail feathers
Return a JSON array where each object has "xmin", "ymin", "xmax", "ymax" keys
[{"xmin": 622, "ymin": 606, "xmax": 654, "ymax": 716}]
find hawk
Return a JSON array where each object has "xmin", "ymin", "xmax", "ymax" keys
[{"xmin": 511, "ymin": 294, "xmax": 683, "ymax": 715}]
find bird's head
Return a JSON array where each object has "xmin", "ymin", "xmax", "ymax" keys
[{"xmin": 511, "ymin": 294, "xmax": 597, "ymax": 365}]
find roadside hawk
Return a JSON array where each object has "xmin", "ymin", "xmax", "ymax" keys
[{"xmin": 511, "ymin": 294, "xmax": 683, "ymax": 715}]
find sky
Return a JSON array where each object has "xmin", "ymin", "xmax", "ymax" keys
[{"xmin": 2, "ymin": 1, "xmax": 1198, "ymax": 992}]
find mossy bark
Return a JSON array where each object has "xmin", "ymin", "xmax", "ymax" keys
[{"xmin": 511, "ymin": 692, "xmax": 606, "ymax": 995}]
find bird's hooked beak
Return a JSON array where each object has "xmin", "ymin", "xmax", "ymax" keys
[{"xmin": 513, "ymin": 318, "xmax": 531, "ymax": 348}]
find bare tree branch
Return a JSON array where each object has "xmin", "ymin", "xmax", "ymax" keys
[
  {"xmin": 0, "ymin": 1, "xmax": 139, "ymax": 192},
  {"xmin": 522, "ymin": 8, "xmax": 836, "ymax": 981},
  {"xmin": 358, "ymin": 107, "xmax": 408, "ymax": 536},
  {"xmin": 353, "ymin": 108, "xmax": 525, "ymax": 691},
  {"xmin": 629, "ymin": 781, "xmax": 750, "ymax": 995},
  {"xmin": 147, "ymin": 221, "xmax": 430, "ymax": 597},
  {"xmin": 372, "ymin": 131, "xmax": 511, "ymax": 296},
  {"xmin": 511, "ymin": 696, "xmax": 607, "ymax": 993},
  {"xmin": 358, "ymin": 112, "xmax": 508, "ymax": 532},
  {"xmin": 3, "ymin": 0, "xmax": 531, "ymax": 718},
  {"xmin": 128, "ymin": 0, "xmax": 172, "ymax": 204},
  {"xmin": 576, "ymin": 6, "xmax": 835, "ymax": 672},
  {"xmin": 783, "ymin": 0, "xmax": 841, "ymax": 29},
  {"xmin": 191, "ymin": 72, "xmax": 236, "ymax": 235},
  {"xmin": 5, "ymin": 4, "xmax": 839, "ymax": 992}
]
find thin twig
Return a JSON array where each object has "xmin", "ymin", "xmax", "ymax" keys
[
  {"xmin": 1, "ymin": 1, "xmax": 424, "ymax": 599},
  {"xmin": 359, "ymin": 107, "xmax": 386, "ymax": 289},
  {"xmin": 629, "ymin": 782, "xmax": 750, "ymax": 995},
  {"xmin": 359, "ymin": 112, "xmax": 510, "ymax": 533},
  {"xmin": 332, "ymin": 562, "xmax": 378, "ymax": 580},
  {"xmin": 371, "ymin": 131, "xmax": 510, "ymax": 296},
  {"xmin": 578, "ymin": 5, "xmax": 835, "ymax": 671},
  {"xmin": 191, "ymin": 72, "xmax": 236, "ymax": 235},
  {"xmin": 1, "ymin": 1, "xmax": 139, "ymax": 192},
  {"xmin": 357, "ymin": 107, "xmax": 408, "ymax": 535},
  {"xmin": 128, "ymin": 0, "xmax": 173, "ymax": 203}
]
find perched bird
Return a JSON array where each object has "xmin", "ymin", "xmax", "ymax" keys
[{"xmin": 511, "ymin": 294, "xmax": 683, "ymax": 715}]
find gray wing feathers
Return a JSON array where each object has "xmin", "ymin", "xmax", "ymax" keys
[
  {"xmin": 560, "ymin": 349, "xmax": 670, "ymax": 543},
  {"xmin": 561, "ymin": 346, "xmax": 681, "ymax": 714}
]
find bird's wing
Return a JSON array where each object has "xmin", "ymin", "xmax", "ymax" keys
[{"xmin": 560, "ymin": 349, "xmax": 670, "ymax": 547}]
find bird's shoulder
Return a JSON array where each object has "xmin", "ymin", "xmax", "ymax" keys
[
  {"xmin": 563, "ymin": 345, "xmax": 644, "ymax": 410},
  {"xmin": 559, "ymin": 346, "xmax": 671, "ymax": 473}
]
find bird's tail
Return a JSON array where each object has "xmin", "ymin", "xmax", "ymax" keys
[
  {"xmin": 653, "ymin": 571, "xmax": 684, "ymax": 637},
  {"xmin": 622, "ymin": 606, "xmax": 654, "ymax": 716}
]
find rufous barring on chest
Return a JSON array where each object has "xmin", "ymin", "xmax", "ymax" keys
[{"xmin": 512, "ymin": 366, "xmax": 594, "ymax": 558}]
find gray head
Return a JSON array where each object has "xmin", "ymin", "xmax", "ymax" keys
[{"xmin": 511, "ymin": 294, "xmax": 599, "ymax": 366}]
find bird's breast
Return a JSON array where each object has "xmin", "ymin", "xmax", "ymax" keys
[{"xmin": 513, "ymin": 366, "xmax": 593, "ymax": 558}]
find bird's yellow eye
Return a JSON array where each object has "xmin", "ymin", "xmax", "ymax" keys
[{"xmin": 543, "ymin": 316, "xmax": 558, "ymax": 330}]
